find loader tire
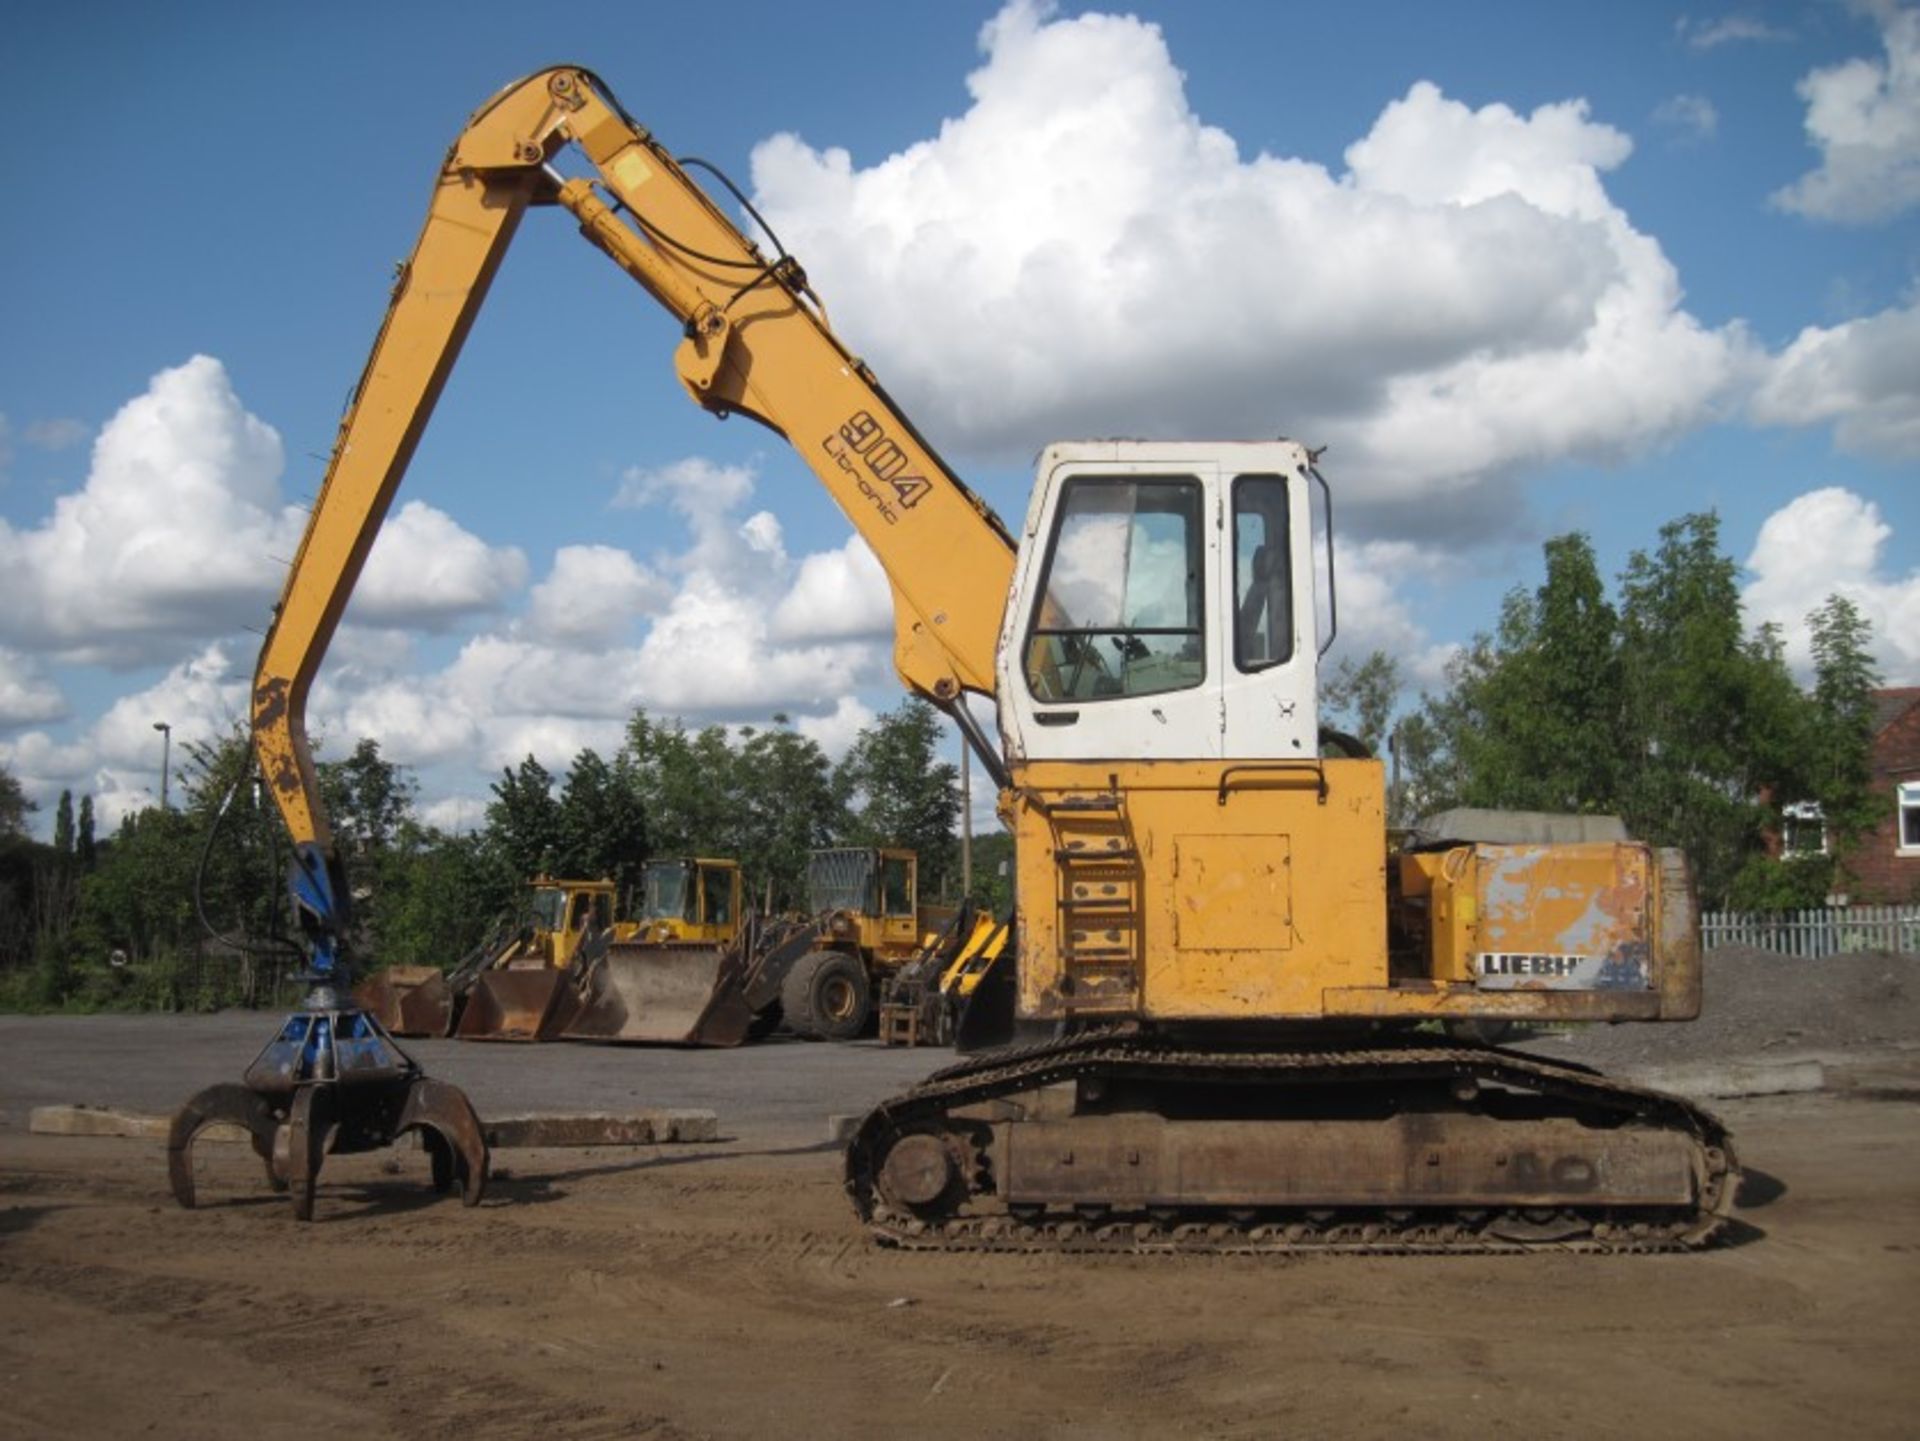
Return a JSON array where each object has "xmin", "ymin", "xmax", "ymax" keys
[{"xmin": 782, "ymin": 951, "xmax": 871, "ymax": 1041}]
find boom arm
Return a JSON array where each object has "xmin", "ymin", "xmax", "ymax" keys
[{"xmin": 253, "ymin": 68, "xmax": 1016, "ymax": 923}]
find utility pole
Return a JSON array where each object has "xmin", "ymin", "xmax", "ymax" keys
[{"xmin": 153, "ymin": 721, "xmax": 172, "ymax": 810}]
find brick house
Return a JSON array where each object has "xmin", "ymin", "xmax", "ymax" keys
[{"xmin": 1849, "ymin": 687, "xmax": 1920, "ymax": 903}]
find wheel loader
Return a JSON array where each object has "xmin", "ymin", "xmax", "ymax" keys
[
  {"xmin": 350, "ymin": 876, "xmax": 622, "ymax": 1039},
  {"xmin": 561, "ymin": 857, "xmax": 760, "ymax": 1046},
  {"xmin": 213, "ymin": 64, "xmax": 1738, "ymax": 1246},
  {"xmin": 453, "ymin": 877, "xmax": 626, "ymax": 1042},
  {"xmin": 710, "ymin": 848, "xmax": 954, "ymax": 1041},
  {"xmin": 878, "ymin": 900, "xmax": 1013, "ymax": 1047}
]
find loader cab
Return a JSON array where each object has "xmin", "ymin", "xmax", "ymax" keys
[
  {"xmin": 637, "ymin": 857, "xmax": 742, "ymax": 943},
  {"xmin": 997, "ymin": 441, "xmax": 1323, "ymax": 763},
  {"xmin": 516, "ymin": 878, "xmax": 616, "ymax": 969},
  {"xmin": 808, "ymin": 847, "xmax": 921, "ymax": 957}
]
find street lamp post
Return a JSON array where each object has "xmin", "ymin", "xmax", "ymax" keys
[{"xmin": 153, "ymin": 721, "xmax": 172, "ymax": 810}]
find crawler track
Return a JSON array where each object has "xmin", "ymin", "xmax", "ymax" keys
[{"xmin": 845, "ymin": 1029, "xmax": 1739, "ymax": 1255}]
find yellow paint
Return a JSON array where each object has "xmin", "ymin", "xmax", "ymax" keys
[{"xmin": 1015, "ymin": 758, "xmax": 1386, "ymax": 1021}]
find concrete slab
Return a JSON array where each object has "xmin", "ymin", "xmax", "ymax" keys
[
  {"xmin": 29, "ymin": 1104, "xmax": 247, "ymax": 1142},
  {"xmin": 33, "ymin": 1102, "xmax": 720, "ymax": 1149},
  {"xmin": 482, "ymin": 1109, "xmax": 720, "ymax": 1148}
]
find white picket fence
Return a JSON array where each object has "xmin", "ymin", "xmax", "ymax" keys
[{"xmin": 1701, "ymin": 904, "xmax": 1920, "ymax": 958}]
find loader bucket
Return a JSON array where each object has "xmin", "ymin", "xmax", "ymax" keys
[
  {"xmin": 352, "ymin": 966, "xmax": 455, "ymax": 1038},
  {"xmin": 561, "ymin": 942, "xmax": 755, "ymax": 1047},
  {"xmin": 454, "ymin": 964, "xmax": 581, "ymax": 1042}
]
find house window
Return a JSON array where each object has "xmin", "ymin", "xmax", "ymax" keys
[
  {"xmin": 1899, "ymin": 783, "xmax": 1920, "ymax": 857},
  {"xmin": 1781, "ymin": 801, "xmax": 1828, "ymax": 858}
]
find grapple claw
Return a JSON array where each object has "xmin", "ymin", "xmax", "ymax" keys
[
  {"xmin": 398, "ymin": 1077, "xmax": 490, "ymax": 1207},
  {"xmin": 167, "ymin": 1084, "xmax": 283, "ymax": 1210}
]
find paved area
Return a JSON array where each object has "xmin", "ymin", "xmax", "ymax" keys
[{"xmin": 0, "ymin": 1012, "xmax": 945, "ymax": 1149}]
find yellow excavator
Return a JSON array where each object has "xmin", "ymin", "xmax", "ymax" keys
[{"xmin": 226, "ymin": 65, "xmax": 1735, "ymax": 1246}]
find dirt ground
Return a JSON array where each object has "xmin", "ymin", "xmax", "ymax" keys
[{"xmin": 3, "ymin": 958, "xmax": 1918, "ymax": 1440}]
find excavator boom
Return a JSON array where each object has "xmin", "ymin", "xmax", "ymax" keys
[{"xmin": 253, "ymin": 67, "xmax": 1015, "ymax": 896}]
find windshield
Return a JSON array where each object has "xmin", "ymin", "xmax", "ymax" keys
[
  {"xmin": 1025, "ymin": 477, "xmax": 1205, "ymax": 703},
  {"xmin": 808, "ymin": 848, "xmax": 875, "ymax": 913},
  {"xmin": 639, "ymin": 862, "xmax": 694, "ymax": 922},
  {"xmin": 527, "ymin": 886, "xmax": 567, "ymax": 931}
]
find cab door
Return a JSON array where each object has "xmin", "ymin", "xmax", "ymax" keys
[{"xmin": 1218, "ymin": 468, "xmax": 1319, "ymax": 759}]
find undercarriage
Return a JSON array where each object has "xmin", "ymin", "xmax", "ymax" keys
[{"xmin": 846, "ymin": 1028, "xmax": 1739, "ymax": 1255}]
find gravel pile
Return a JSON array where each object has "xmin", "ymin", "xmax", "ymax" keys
[{"xmin": 1529, "ymin": 946, "xmax": 1919, "ymax": 1070}]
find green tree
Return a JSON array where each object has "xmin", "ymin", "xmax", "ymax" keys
[
  {"xmin": 733, "ymin": 716, "xmax": 841, "ymax": 909},
  {"xmin": 53, "ymin": 791, "xmax": 75, "ymax": 861},
  {"xmin": 1614, "ymin": 514, "xmax": 1805, "ymax": 905},
  {"xmin": 1807, "ymin": 593, "xmax": 1882, "ymax": 866},
  {"xmin": 363, "ymin": 822, "xmax": 499, "ymax": 973},
  {"xmin": 486, "ymin": 755, "xmax": 563, "ymax": 880},
  {"xmin": 1400, "ymin": 534, "xmax": 1623, "ymax": 820},
  {"xmin": 835, "ymin": 700, "xmax": 960, "ymax": 898},
  {"xmin": 1320, "ymin": 650, "xmax": 1401, "ymax": 755},
  {"xmin": 554, "ymin": 748, "xmax": 648, "ymax": 884},
  {"xmin": 623, "ymin": 711, "xmax": 739, "ymax": 858},
  {"xmin": 0, "ymin": 765, "xmax": 32, "ymax": 839},
  {"xmin": 964, "ymin": 829, "xmax": 1015, "ymax": 914},
  {"xmin": 318, "ymin": 737, "xmax": 415, "ymax": 860},
  {"xmin": 76, "ymin": 795, "xmax": 96, "ymax": 872}
]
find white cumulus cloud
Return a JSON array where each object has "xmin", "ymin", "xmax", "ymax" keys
[
  {"xmin": 0, "ymin": 356, "xmax": 524, "ymax": 665},
  {"xmin": 1752, "ymin": 296, "xmax": 1920, "ymax": 459},
  {"xmin": 0, "ymin": 356, "xmax": 297, "ymax": 663},
  {"xmin": 1654, "ymin": 93, "xmax": 1720, "ymax": 142},
  {"xmin": 349, "ymin": 499, "xmax": 528, "ymax": 630},
  {"xmin": 301, "ymin": 456, "xmax": 897, "ymax": 785},
  {"xmin": 771, "ymin": 535, "xmax": 892, "ymax": 641},
  {"xmin": 1743, "ymin": 487, "xmax": 1920, "ymax": 682},
  {"xmin": 521, "ymin": 543, "xmax": 673, "ymax": 648},
  {"xmin": 0, "ymin": 644, "xmax": 249, "ymax": 828},
  {"xmin": 0, "ymin": 648, "xmax": 66, "ymax": 727},
  {"xmin": 749, "ymin": 1, "xmax": 1748, "ymax": 538},
  {"xmin": 1772, "ymin": 3, "xmax": 1920, "ymax": 223}
]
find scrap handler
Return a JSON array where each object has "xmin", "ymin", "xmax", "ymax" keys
[{"xmin": 176, "ymin": 65, "xmax": 1737, "ymax": 1246}]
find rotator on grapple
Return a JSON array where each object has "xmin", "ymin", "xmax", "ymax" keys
[{"xmin": 168, "ymin": 841, "xmax": 488, "ymax": 1221}]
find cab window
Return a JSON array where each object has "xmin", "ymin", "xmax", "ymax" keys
[
  {"xmin": 880, "ymin": 857, "xmax": 913, "ymax": 916},
  {"xmin": 1025, "ymin": 477, "xmax": 1204, "ymax": 703},
  {"xmin": 1233, "ymin": 475, "xmax": 1293, "ymax": 671},
  {"xmin": 701, "ymin": 867, "xmax": 734, "ymax": 926}
]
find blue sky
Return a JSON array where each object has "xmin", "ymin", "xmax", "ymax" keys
[{"xmin": 0, "ymin": 0, "xmax": 1915, "ymax": 836}]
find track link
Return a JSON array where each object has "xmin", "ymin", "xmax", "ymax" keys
[{"xmin": 845, "ymin": 1029, "xmax": 1739, "ymax": 1256}]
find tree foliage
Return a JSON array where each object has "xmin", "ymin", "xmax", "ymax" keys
[
  {"xmin": 1321, "ymin": 650, "xmax": 1402, "ymax": 755},
  {"xmin": 0, "ymin": 766, "xmax": 32, "ymax": 839},
  {"xmin": 835, "ymin": 699, "xmax": 962, "ymax": 899},
  {"xmin": 733, "ymin": 717, "xmax": 841, "ymax": 910},
  {"xmin": 1403, "ymin": 512, "xmax": 1884, "ymax": 908},
  {"xmin": 0, "ymin": 690, "xmax": 974, "ymax": 1011}
]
